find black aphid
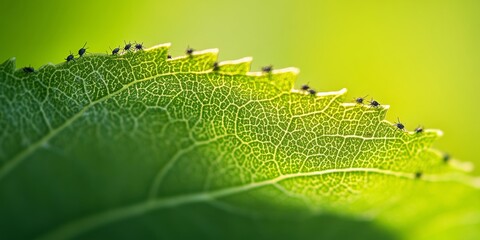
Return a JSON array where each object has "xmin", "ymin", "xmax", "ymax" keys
[
  {"xmin": 301, "ymin": 84, "xmax": 310, "ymax": 91},
  {"xmin": 22, "ymin": 66, "xmax": 35, "ymax": 73},
  {"xmin": 355, "ymin": 95, "xmax": 368, "ymax": 104},
  {"xmin": 124, "ymin": 41, "xmax": 132, "ymax": 51},
  {"xmin": 261, "ymin": 65, "xmax": 273, "ymax": 73},
  {"xmin": 111, "ymin": 47, "xmax": 120, "ymax": 55},
  {"xmin": 78, "ymin": 42, "xmax": 87, "ymax": 57},
  {"xmin": 369, "ymin": 99, "xmax": 380, "ymax": 107},
  {"xmin": 135, "ymin": 42, "xmax": 143, "ymax": 51},
  {"xmin": 394, "ymin": 118, "xmax": 405, "ymax": 131},
  {"xmin": 414, "ymin": 126, "xmax": 423, "ymax": 134},
  {"xmin": 415, "ymin": 171, "xmax": 423, "ymax": 179},
  {"xmin": 443, "ymin": 153, "xmax": 450, "ymax": 163},
  {"xmin": 186, "ymin": 47, "xmax": 194, "ymax": 55},
  {"xmin": 213, "ymin": 62, "xmax": 220, "ymax": 71},
  {"xmin": 65, "ymin": 52, "xmax": 75, "ymax": 62},
  {"xmin": 308, "ymin": 89, "xmax": 316, "ymax": 95},
  {"xmin": 167, "ymin": 54, "xmax": 172, "ymax": 59}
]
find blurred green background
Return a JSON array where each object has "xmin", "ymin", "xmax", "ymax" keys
[{"xmin": 0, "ymin": 0, "xmax": 478, "ymax": 173}]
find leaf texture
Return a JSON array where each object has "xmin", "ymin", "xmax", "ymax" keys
[{"xmin": 0, "ymin": 43, "xmax": 478, "ymax": 240}]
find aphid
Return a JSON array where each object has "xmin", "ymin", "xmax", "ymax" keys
[
  {"xmin": 124, "ymin": 41, "xmax": 132, "ymax": 51},
  {"xmin": 186, "ymin": 47, "xmax": 194, "ymax": 55},
  {"xmin": 369, "ymin": 99, "xmax": 380, "ymax": 107},
  {"xmin": 354, "ymin": 95, "xmax": 368, "ymax": 104},
  {"xmin": 212, "ymin": 62, "xmax": 220, "ymax": 71},
  {"xmin": 111, "ymin": 47, "xmax": 120, "ymax": 55},
  {"xmin": 65, "ymin": 52, "xmax": 75, "ymax": 62},
  {"xmin": 394, "ymin": 118, "xmax": 405, "ymax": 131},
  {"xmin": 167, "ymin": 54, "xmax": 172, "ymax": 59},
  {"xmin": 78, "ymin": 42, "xmax": 87, "ymax": 57},
  {"xmin": 22, "ymin": 66, "xmax": 34, "ymax": 73},
  {"xmin": 308, "ymin": 89, "xmax": 316, "ymax": 95},
  {"xmin": 135, "ymin": 42, "xmax": 143, "ymax": 51},
  {"xmin": 415, "ymin": 171, "xmax": 423, "ymax": 179},
  {"xmin": 301, "ymin": 84, "xmax": 310, "ymax": 91},
  {"xmin": 261, "ymin": 65, "xmax": 273, "ymax": 73},
  {"xmin": 414, "ymin": 126, "xmax": 423, "ymax": 134},
  {"xmin": 443, "ymin": 153, "xmax": 450, "ymax": 163}
]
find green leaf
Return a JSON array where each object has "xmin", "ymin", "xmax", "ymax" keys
[{"xmin": 0, "ymin": 43, "xmax": 479, "ymax": 240}]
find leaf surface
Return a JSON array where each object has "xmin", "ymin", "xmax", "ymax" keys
[{"xmin": 0, "ymin": 43, "xmax": 478, "ymax": 240}]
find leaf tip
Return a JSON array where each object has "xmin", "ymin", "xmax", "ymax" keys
[
  {"xmin": 247, "ymin": 67, "xmax": 299, "ymax": 77},
  {"xmin": 193, "ymin": 48, "xmax": 219, "ymax": 56},
  {"xmin": 145, "ymin": 42, "xmax": 172, "ymax": 51},
  {"xmin": 219, "ymin": 57, "xmax": 252, "ymax": 66},
  {"xmin": 315, "ymin": 88, "xmax": 347, "ymax": 97},
  {"xmin": 217, "ymin": 57, "xmax": 252, "ymax": 75},
  {"xmin": 450, "ymin": 160, "xmax": 474, "ymax": 172},
  {"xmin": 434, "ymin": 129, "xmax": 443, "ymax": 137},
  {"xmin": 273, "ymin": 67, "xmax": 300, "ymax": 75},
  {"xmin": 236, "ymin": 56, "xmax": 253, "ymax": 63},
  {"xmin": 1, "ymin": 57, "xmax": 16, "ymax": 73},
  {"xmin": 423, "ymin": 129, "xmax": 443, "ymax": 137}
]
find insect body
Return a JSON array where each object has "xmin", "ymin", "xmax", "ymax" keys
[
  {"xmin": 308, "ymin": 89, "xmax": 316, "ymax": 95},
  {"xmin": 135, "ymin": 42, "xmax": 143, "ymax": 51},
  {"xmin": 414, "ymin": 126, "xmax": 423, "ymax": 133},
  {"xmin": 394, "ymin": 118, "xmax": 405, "ymax": 131},
  {"xmin": 354, "ymin": 95, "xmax": 368, "ymax": 104},
  {"xmin": 65, "ymin": 52, "xmax": 75, "ymax": 62},
  {"xmin": 111, "ymin": 47, "xmax": 120, "ymax": 55},
  {"xmin": 415, "ymin": 171, "xmax": 423, "ymax": 179},
  {"xmin": 369, "ymin": 99, "xmax": 380, "ymax": 107},
  {"xmin": 443, "ymin": 153, "xmax": 450, "ymax": 163},
  {"xmin": 261, "ymin": 65, "xmax": 273, "ymax": 73},
  {"xmin": 213, "ymin": 62, "xmax": 219, "ymax": 71},
  {"xmin": 301, "ymin": 84, "xmax": 310, "ymax": 91},
  {"xmin": 78, "ymin": 42, "xmax": 87, "ymax": 57},
  {"xmin": 186, "ymin": 47, "xmax": 194, "ymax": 55},
  {"xmin": 22, "ymin": 66, "xmax": 34, "ymax": 73},
  {"xmin": 124, "ymin": 41, "xmax": 132, "ymax": 51}
]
